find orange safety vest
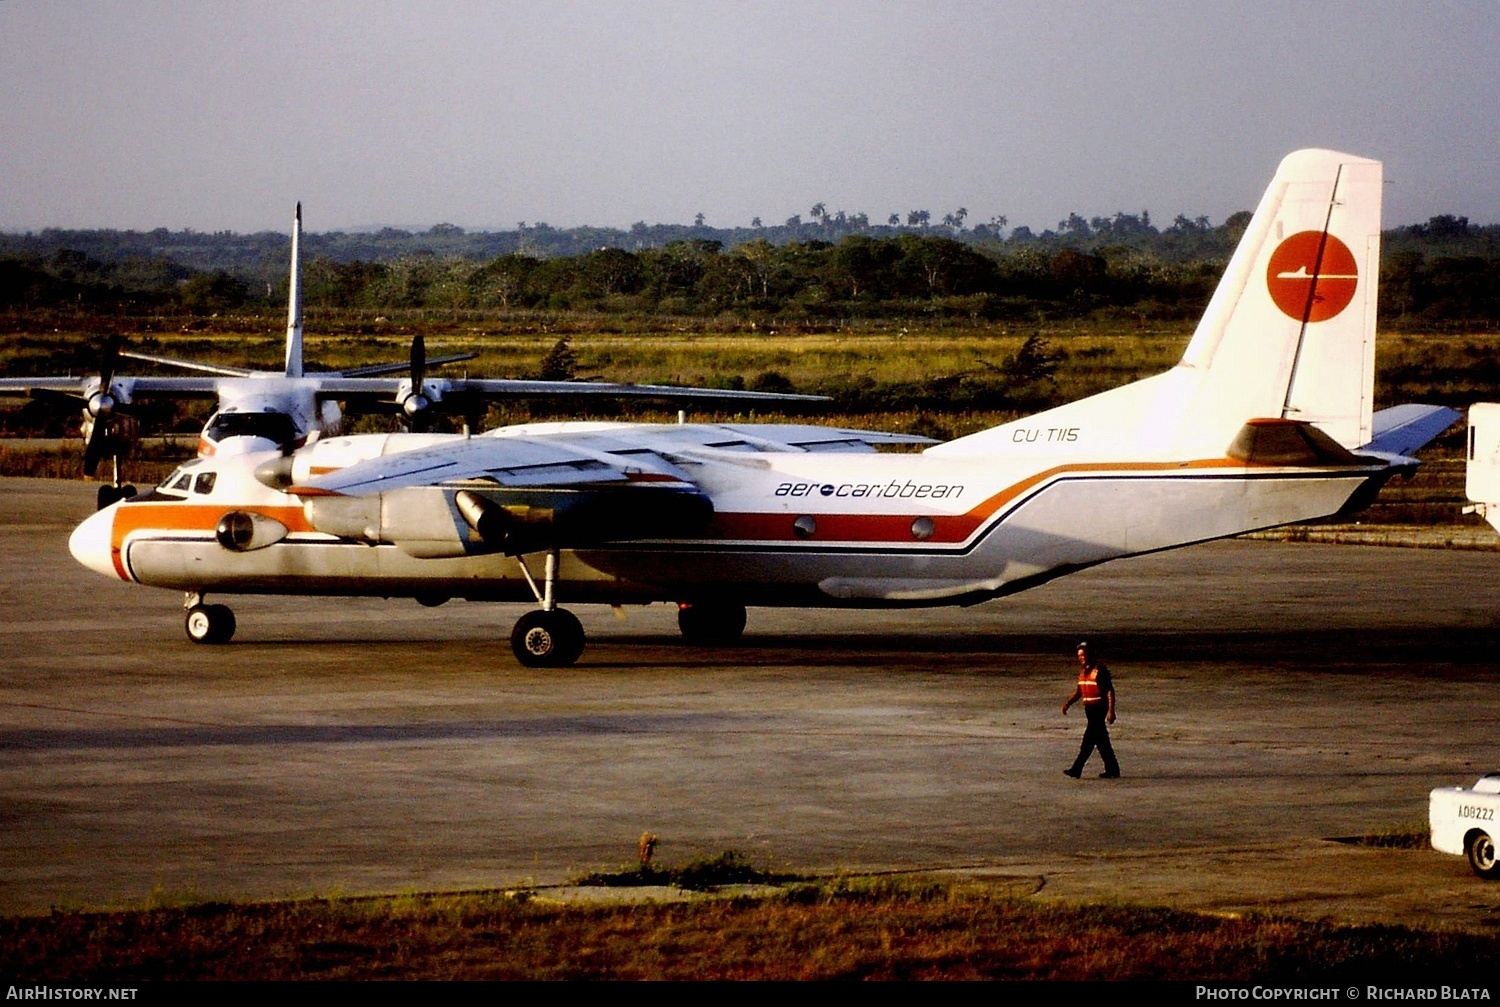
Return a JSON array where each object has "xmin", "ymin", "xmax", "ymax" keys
[{"xmin": 1078, "ymin": 668, "xmax": 1103, "ymax": 704}]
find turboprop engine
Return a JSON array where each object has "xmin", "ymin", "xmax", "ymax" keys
[{"xmin": 299, "ymin": 483, "xmax": 714, "ymax": 558}]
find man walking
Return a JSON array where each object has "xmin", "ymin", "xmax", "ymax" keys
[{"xmin": 1062, "ymin": 640, "xmax": 1120, "ymax": 779}]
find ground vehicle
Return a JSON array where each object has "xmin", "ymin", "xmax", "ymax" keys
[{"xmin": 1430, "ymin": 775, "xmax": 1500, "ymax": 879}]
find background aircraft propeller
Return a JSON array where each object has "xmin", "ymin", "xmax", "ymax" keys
[
  {"xmin": 398, "ymin": 335, "xmax": 438, "ymax": 432},
  {"xmin": 28, "ymin": 335, "xmax": 138, "ymax": 478}
]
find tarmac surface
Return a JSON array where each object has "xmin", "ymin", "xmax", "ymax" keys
[{"xmin": 2, "ymin": 476, "xmax": 1499, "ymax": 934}]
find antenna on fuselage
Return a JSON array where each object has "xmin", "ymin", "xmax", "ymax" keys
[{"xmin": 284, "ymin": 202, "xmax": 304, "ymax": 378}]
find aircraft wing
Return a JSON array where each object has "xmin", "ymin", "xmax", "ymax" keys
[
  {"xmin": 1361, "ymin": 404, "xmax": 1461, "ymax": 456},
  {"xmin": 0, "ymin": 375, "xmax": 225, "ymax": 400},
  {"xmin": 0, "ymin": 376, "xmax": 96, "ymax": 397},
  {"xmin": 311, "ymin": 376, "xmax": 829, "ymax": 407},
  {"xmin": 290, "ymin": 434, "xmax": 686, "ymax": 497},
  {"xmin": 289, "ymin": 421, "xmax": 925, "ymax": 498},
  {"xmin": 285, "ymin": 420, "xmax": 924, "ymax": 556}
]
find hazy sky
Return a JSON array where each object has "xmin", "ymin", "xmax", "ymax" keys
[{"xmin": 2, "ymin": 1, "xmax": 1495, "ymax": 233}]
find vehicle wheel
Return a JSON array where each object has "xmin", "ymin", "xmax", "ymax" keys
[
  {"xmin": 1468, "ymin": 830, "xmax": 1500, "ymax": 880},
  {"xmin": 185, "ymin": 604, "xmax": 236, "ymax": 645},
  {"xmin": 119, "ymin": 484, "xmax": 138, "ymax": 501},
  {"xmin": 677, "ymin": 600, "xmax": 747, "ymax": 645},
  {"xmin": 510, "ymin": 609, "xmax": 585, "ymax": 668},
  {"xmin": 97, "ymin": 485, "xmax": 118, "ymax": 510}
]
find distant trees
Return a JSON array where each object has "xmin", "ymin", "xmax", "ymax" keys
[{"xmin": 1, "ymin": 212, "xmax": 1495, "ymax": 326}]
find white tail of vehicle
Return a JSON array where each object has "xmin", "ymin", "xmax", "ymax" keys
[
  {"xmin": 1465, "ymin": 403, "xmax": 1500, "ymax": 534},
  {"xmin": 284, "ymin": 202, "xmax": 304, "ymax": 378},
  {"xmin": 929, "ymin": 149, "xmax": 1383, "ymax": 461}
]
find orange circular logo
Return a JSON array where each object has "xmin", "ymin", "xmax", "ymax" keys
[{"xmin": 1266, "ymin": 231, "xmax": 1358, "ymax": 322}]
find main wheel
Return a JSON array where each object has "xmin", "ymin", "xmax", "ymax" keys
[
  {"xmin": 1468, "ymin": 830, "xmax": 1500, "ymax": 880},
  {"xmin": 510, "ymin": 609, "xmax": 585, "ymax": 668},
  {"xmin": 677, "ymin": 600, "xmax": 747, "ymax": 645},
  {"xmin": 185, "ymin": 604, "xmax": 236, "ymax": 645}
]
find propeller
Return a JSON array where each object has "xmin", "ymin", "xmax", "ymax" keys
[
  {"xmin": 28, "ymin": 336, "xmax": 135, "ymax": 478},
  {"xmin": 401, "ymin": 335, "xmax": 435, "ymax": 432},
  {"xmin": 81, "ymin": 336, "xmax": 125, "ymax": 476}
]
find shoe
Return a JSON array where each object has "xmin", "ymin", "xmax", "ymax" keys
[
  {"xmin": 1099, "ymin": 771, "xmax": 1120, "ymax": 779},
  {"xmin": 1063, "ymin": 768, "xmax": 1082, "ymax": 779}
]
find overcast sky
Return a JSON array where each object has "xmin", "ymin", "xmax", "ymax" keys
[{"xmin": 2, "ymin": 1, "xmax": 1495, "ymax": 234}]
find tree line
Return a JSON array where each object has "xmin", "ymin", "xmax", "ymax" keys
[{"xmin": 1, "ymin": 215, "xmax": 1497, "ymax": 327}]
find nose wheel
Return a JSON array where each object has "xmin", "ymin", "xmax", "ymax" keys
[{"xmin": 184, "ymin": 593, "xmax": 236, "ymax": 644}]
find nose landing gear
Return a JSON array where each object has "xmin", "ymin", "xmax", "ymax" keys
[{"xmin": 184, "ymin": 592, "xmax": 236, "ymax": 644}]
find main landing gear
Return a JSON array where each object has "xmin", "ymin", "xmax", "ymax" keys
[
  {"xmin": 677, "ymin": 599, "xmax": 747, "ymax": 645},
  {"xmin": 96, "ymin": 456, "xmax": 136, "ymax": 510},
  {"xmin": 183, "ymin": 592, "xmax": 236, "ymax": 644},
  {"xmin": 509, "ymin": 549, "xmax": 585, "ymax": 668}
]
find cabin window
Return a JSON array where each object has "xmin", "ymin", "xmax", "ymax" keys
[{"xmin": 193, "ymin": 472, "xmax": 217, "ymax": 495}]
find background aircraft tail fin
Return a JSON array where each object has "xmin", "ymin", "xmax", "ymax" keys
[
  {"xmin": 284, "ymin": 203, "xmax": 304, "ymax": 378},
  {"xmin": 1177, "ymin": 149, "xmax": 1382, "ymax": 451}
]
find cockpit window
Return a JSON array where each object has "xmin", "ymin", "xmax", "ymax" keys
[
  {"xmin": 204, "ymin": 411, "xmax": 299, "ymax": 447},
  {"xmin": 156, "ymin": 459, "xmax": 203, "ymax": 496},
  {"xmin": 193, "ymin": 472, "xmax": 217, "ymax": 495}
]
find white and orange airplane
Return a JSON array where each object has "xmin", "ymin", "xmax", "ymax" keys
[{"xmin": 67, "ymin": 150, "xmax": 1459, "ymax": 666}]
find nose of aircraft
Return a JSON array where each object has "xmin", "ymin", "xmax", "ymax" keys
[{"xmin": 69, "ymin": 505, "xmax": 118, "ymax": 579}]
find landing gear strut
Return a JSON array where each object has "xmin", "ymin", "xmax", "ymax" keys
[
  {"xmin": 184, "ymin": 592, "xmax": 236, "ymax": 644},
  {"xmin": 510, "ymin": 549, "xmax": 584, "ymax": 667}
]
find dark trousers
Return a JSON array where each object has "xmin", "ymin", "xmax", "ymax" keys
[{"xmin": 1070, "ymin": 702, "xmax": 1119, "ymax": 775}]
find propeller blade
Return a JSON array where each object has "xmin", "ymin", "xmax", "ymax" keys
[
  {"xmin": 97, "ymin": 335, "xmax": 121, "ymax": 393},
  {"xmin": 410, "ymin": 335, "xmax": 426, "ymax": 389},
  {"xmin": 405, "ymin": 335, "xmax": 431, "ymax": 432},
  {"xmin": 82, "ymin": 417, "xmax": 109, "ymax": 476}
]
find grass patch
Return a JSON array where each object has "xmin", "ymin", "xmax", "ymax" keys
[
  {"xmin": 574, "ymin": 849, "xmax": 793, "ymax": 890},
  {"xmin": 3, "ymin": 877, "xmax": 1497, "ymax": 980},
  {"xmin": 1342, "ymin": 821, "xmax": 1432, "ymax": 850}
]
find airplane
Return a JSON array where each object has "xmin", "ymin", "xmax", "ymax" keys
[
  {"xmin": 0, "ymin": 205, "xmax": 826, "ymax": 508},
  {"xmin": 66, "ymin": 149, "xmax": 1461, "ymax": 667},
  {"xmin": 1463, "ymin": 403, "xmax": 1500, "ymax": 534}
]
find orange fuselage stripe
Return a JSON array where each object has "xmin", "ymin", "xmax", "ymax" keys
[
  {"xmin": 711, "ymin": 457, "xmax": 1255, "ymax": 543},
  {"xmin": 110, "ymin": 503, "xmax": 313, "ymax": 580}
]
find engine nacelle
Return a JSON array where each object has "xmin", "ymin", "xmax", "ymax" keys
[{"xmin": 301, "ymin": 484, "xmax": 714, "ymax": 559}]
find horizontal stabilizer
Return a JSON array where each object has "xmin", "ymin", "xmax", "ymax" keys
[
  {"xmin": 119, "ymin": 350, "xmax": 254, "ymax": 378},
  {"xmin": 1362, "ymin": 404, "xmax": 1460, "ymax": 456},
  {"xmin": 338, "ymin": 352, "xmax": 476, "ymax": 378}
]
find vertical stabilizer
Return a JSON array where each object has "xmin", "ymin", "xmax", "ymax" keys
[
  {"xmin": 1176, "ymin": 149, "xmax": 1381, "ymax": 451},
  {"xmin": 924, "ymin": 150, "xmax": 1383, "ymax": 462},
  {"xmin": 284, "ymin": 203, "xmax": 304, "ymax": 378}
]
